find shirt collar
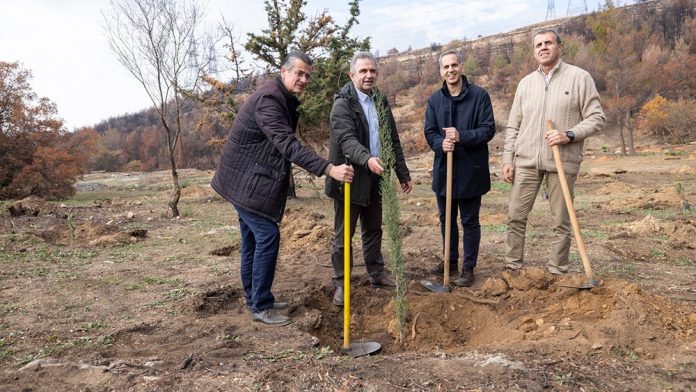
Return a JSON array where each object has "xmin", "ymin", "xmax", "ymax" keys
[
  {"xmin": 355, "ymin": 87, "xmax": 371, "ymax": 103},
  {"xmin": 537, "ymin": 59, "xmax": 563, "ymax": 77}
]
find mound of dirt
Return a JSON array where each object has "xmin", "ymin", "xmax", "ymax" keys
[
  {"xmin": 8, "ymin": 196, "xmax": 64, "ymax": 217},
  {"xmin": 37, "ymin": 221, "xmax": 147, "ymax": 247},
  {"xmin": 279, "ymin": 208, "xmax": 332, "ymax": 256},
  {"xmin": 604, "ymin": 186, "xmax": 684, "ymax": 210},
  {"xmin": 621, "ymin": 215, "xmax": 696, "ymax": 243},
  {"xmin": 675, "ymin": 165, "xmax": 696, "ymax": 174},
  {"xmin": 594, "ymin": 182, "xmax": 635, "ymax": 195},
  {"xmin": 298, "ymin": 268, "xmax": 695, "ymax": 361}
]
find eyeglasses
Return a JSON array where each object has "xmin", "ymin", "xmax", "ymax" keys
[{"xmin": 293, "ymin": 70, "xmax": 311, "ymax": 81}]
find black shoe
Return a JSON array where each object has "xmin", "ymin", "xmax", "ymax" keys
[
  {"xmin": 333, "ymin": 287, "xmax": 344, "ymax": 306},
  {"xmin": 428, "ymin": 261, "xmax": 458, "ymax": 275},
  {"xmin": 251, "ymin": 309, "xmax": 291, "ymax": 326},
  {"xmin": 454, "ymin": 268, "xmax": 475, "ymax": 287},
  {"xmin": 370, "ymin": 274, "xmax": 396, "ymax": 288},
  {"xmin": 273, "ymin": 301, "xmax": 289, "ymax": 309}
]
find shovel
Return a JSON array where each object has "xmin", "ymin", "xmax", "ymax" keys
[
  {"xmin": 342, "ymin": 155, "xmax": 381, "ymax": 357},
  {"xmin": 421, "ymin": 150, "xmax": 453, "ymax": 293},
  {"xmin": 547, "ymin": 120, "xmax": 599, "ymax": 289}
]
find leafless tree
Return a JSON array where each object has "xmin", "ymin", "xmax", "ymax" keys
[{"xmin": 102, "ymin": 0, "xmax": 212, "ymax": 217}]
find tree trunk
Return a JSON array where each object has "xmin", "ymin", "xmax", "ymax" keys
[
  {"xmin": 168, "ymin": 152, "xmax": 181, "ymax": 217},
  {"xmin": 287, "ymin": 165, "xmax": 297, "ymax": 199},
  {"xmin": 619, "ymin": 122, "xmax": 627, "ymax": 156},
  {"xmin": 625, "ymin": 110, "xmax": 635, "ymax": 155}
]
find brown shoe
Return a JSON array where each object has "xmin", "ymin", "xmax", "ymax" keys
[
  {"xmin": 370, "ymin": 274, "xmax": 396, "ymax": 288},
  {"xmin": 333, "ymin": 287, "xmax": 344, "ymax": 306},
  {"xmin": 454, "ymin": 268, "xmax": 475, "ymax": 287},
  {"xmin": 251, "ymin": 308, "xmax": 291, "ymax": 326},
  {"xmin": 273, "ymin": 301, "xmax": 289, "ymax": 309},
  {"xmin": 428, "ymin": 261, "xmax": 458, "ymax": 275}
]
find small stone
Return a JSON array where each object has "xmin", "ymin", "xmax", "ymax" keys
[{"xmin": 591, "ymin": 342, "xmax": 603, "ymax": 350}]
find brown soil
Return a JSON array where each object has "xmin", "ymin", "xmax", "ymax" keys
[{"xmin": 1, "ymin": 146, "xmax": 695, "ymax": 391}]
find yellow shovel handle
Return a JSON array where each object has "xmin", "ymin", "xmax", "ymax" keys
[{"xmin": 343, "ymin": 181, "xmax": 351, "ymax": 350}]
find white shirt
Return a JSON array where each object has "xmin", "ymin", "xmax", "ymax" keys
[{"xmin": 355, "ymin": 88, "xmax": 380, "ymax": 157}]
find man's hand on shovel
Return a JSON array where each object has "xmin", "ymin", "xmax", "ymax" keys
[
  {"xmin": 329, "ymin": 163, "xmax": 354, "ymax": 183},
  {"xmin": 544, "ymin": 127, "xmax": 572, "ymax": 146}
]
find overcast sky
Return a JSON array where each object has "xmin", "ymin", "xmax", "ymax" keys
[{"xmin": 1, "ymin": 0, "xmax": 619, "ymax": 130}]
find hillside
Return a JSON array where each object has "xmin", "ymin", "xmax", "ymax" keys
[{"xmin": 85, "ymin": 0, "xmax": 696, "ymax": 172}]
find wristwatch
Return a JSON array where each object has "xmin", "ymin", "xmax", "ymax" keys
[{"xmin": 566, "ymin": 130, "xmax": 575, "ymax": 142}]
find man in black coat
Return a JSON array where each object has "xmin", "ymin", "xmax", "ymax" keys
[
  {"xmin": 211, "ymin": 51, "xmax": 353, "ymax": 325},
  {"xmin": 325, "ymin": 51, "xmax": 412, "ymax": 306},
  {"xmin": 423, "ymin": 49, "xmax": 495, "ymax": 287}
]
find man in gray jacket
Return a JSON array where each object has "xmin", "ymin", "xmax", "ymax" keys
[
  {"xmin": 502, "ymin": 28, "xmax": 605, "ymax": 274},
  {"xmin": 325, "ymin": 51, "xmax": 412, "ymax": 306}
]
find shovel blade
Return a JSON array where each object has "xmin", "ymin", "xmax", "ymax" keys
[
  {"xmin": 420, "ymin": 280, "xmax": 450, "ymax": 293},
  {"xmin": 342, "ymin": 341, "xmax": 381, "ymax": 357},
  {"xmin": 559, "ymin": 278, "xmax": 600, "ymax": 290}
]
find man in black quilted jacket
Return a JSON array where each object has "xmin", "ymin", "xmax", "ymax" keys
[{"xmin": 211, "ymin": 51, "xmax": 353, "ymax": 326}]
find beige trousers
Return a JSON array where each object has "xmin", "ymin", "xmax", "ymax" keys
[{"xmin": 505, "ymin": 167, "xmax": 577, "ymax": 274}]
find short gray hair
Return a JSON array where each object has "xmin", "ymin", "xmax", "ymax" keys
[
  {"xmin": 283, "ymin": 51, "xmax": 313, "ymax": 70},
  {"xmin": 438, "ymin": 49, "xmax": 463, "ymax": 68},
  {"xmin": 533, "ymin": 28, "xmax": 562, "ymax": 44},
  {"xmin": 349, "ymin": 51, "xmax": 377, "ymax": 73}
]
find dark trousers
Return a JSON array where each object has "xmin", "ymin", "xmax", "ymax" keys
[
  {"xmin": 436, "ymin": 195, "xmax": 482, "ymax": 270},
  {"xmin": 235, "ymin": 205, "xmax": 280, "ymax": 313},
  {"xmin": 331, "ymin": 176, "xmax": 385, "ymax": 286}
]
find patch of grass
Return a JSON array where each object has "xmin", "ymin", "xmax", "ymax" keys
[
  {"xmin": 180, "ymin": 205, "xmax": 194, "ymax": 218},
  {"xmin": 672, "ymin": 257, "xmax": 694, "ymax": 266},
  {"xmin": 611, "ymin": 346, "xmax": 641, "ymax": 361},
  {"xmin": 165, "ymin": 288, "xmax": 191, "ymax": 300},
  {"xmin": 125, "ymin": 283, "xmax": 145, "ymax": 291},
  {"xmin": 101, "ymin": 276, "xmax": 123, "ymax": 286},
  {"xmin": 217, "ymin": 334, "xmax": 241, "ymax": 344},
  {"xmin": 491, "ymin": 182, "xmax": 512, "ymax": 192},
  {"xmin": 616, "ymin": 262, "xmax": 637, "ymax": 276},
  {"xmin": 0, "ymin": 337, "xmax": 12, "ymax": 359},
  {"xmin": 552, "ymin": 372, "xmax": 575, "ymax": 386},
  {"xmin": 143, "ymin": 276, "xmax": 184, "ymax": 286},
  {"xmin": 582, "ymin": 229, "xmax": 609, "ymax": 240},
  {"xmin": 35, "ymin": 266, "xmax": 49, "ymax": 277},
  {"xmin": 663, "ymin": 149, "xmax": 686, "ymax": 156},
  {"xmin": 81, "ymin": 322, "xmax": 106, "ymax": 330},
  {"xmin": 482, "ymin": 223, "xmax": 507, "ymax": 233},
  {"xmin": 0, "ymin": 304, "xmax": 19, "ymax": 317},
  {"xmin": 649, "ymin": 249, "xmax": 666, "ymax": 259}
]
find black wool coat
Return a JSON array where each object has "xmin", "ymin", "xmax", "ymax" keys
[
  {"xmin": 324, "ymin": 82, "xmax": 410, "ymax": 207},
  {"xmin": 211, "ymin": 77, "xmax": 330, "ymax": 222},
  {"xmin": 424, "ymin": 76, "xmax": 495, "ymax": 199}
]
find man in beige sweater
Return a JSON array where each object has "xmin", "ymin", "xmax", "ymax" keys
[{"xmin": 502, "ymin": 28, "xmax": 605, "ymax": 274}]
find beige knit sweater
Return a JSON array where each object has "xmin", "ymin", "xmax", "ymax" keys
[{"xmin": 503, "ymin": 60, "xmax": 605, "ymax": 175}]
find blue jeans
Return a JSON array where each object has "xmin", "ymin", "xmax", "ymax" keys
[
  {"xmin": 436, "ymin": 195, "xmax": 482, "ymax": 270},
  {"xmin": 234, "ymin": 206, "xmax": 280, "ymax": 313}
]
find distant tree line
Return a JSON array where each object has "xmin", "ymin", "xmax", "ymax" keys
[{"xmin": 2, "ymin": 0, "xmax": 695, "ymax": 201}]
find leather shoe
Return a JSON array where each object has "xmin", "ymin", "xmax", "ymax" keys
[
  {"xmin": 333, "ymin": 287, "xmax": 344, "ymax": 306},
  {"xmin": 370, "ymin": 274, "xmax": 396, "ymax": 288},
  {"xmin": 273, "ymin": 301, "xmax": 289, "ymax": 309},
  {"xmin": 251, "ymin": 309, "xmax": 291, "ymax": 326},
  {"xmin": 454, "ymin": 268, "xmax": 475, "ymax": 287},
  {"xmin": 428, "ymin": 261, "xmax": 458, "ymax": 275}
]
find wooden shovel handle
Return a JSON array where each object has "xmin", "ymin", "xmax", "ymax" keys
[
  {"xmin": 546, "ymin": 120, "xmax": 595, "ymax": 282},
  {"xmin": 444, "ymin": 151, "xmax": 453, "ymax": 286}
]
